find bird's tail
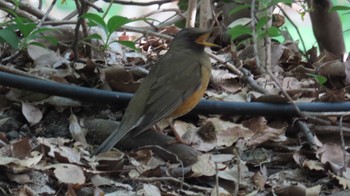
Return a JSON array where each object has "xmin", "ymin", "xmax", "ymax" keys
[{"xmin": 93, "ymin": 127, "xmax": 128, "ymax": 155}]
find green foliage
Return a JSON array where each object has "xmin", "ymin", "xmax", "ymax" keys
[
  {"xmin": 0, "ymin": 28, "xmax": 20, "ymax": 49},
  {"xmin": 229, "ymin": 4, "xmax": 251, "ymax": 16},
  {"xmin": 227, "ymin": 0, "xmax": 283, "ymax": 42},
  {"xmin": 227, "ymin": 25, "xmax": 251, "ymax": 41},
  {"xmin": 306, "ymin": 73, "xmax": 327, "ymax": 86},
  {"xmin": 269, "ymin": 0, "xmax": 292, "ymax": 6},
  {"xmin": 81, "ymin": 13, "xmax": 145, "ymax": 50},
  {"xmin": 0, "ymin": 14, "xmax": 57, "ymax": 49},
  {"xmin": 177, "ymin": 0, "xmax": 188, "ymax": 11},
  {"xmin": 329, "ymin": 5, "xmax": 350, "ymax": 12}
]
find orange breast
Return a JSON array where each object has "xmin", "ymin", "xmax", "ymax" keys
[{"xmin": 170, "ymin": 65, "xmax": 211, "ymax": 118}]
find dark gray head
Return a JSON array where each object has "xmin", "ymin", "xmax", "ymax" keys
[{"xmin": 170, "ymin": 28, "xmax": 216, "ymax": 51}]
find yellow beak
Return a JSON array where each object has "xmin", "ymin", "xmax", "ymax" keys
[{"xmin": 195, "ymin": 32, "xmax": 220, "ymax": 48}]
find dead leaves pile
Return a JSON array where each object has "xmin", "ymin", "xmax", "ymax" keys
[{"xmin": 1, "ymin": 25, "xmax": 350, "ymax": 195}]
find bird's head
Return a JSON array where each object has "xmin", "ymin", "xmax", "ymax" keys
[{"xmin": 171, "ymin": 28, "xmax": 219, "ymax": 51}]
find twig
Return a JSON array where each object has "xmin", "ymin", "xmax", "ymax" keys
[
  {"xmin": 207, "ymin": 53, "xmax": 243, "ymax": 76},
  {"xmin": 138, "ymin": 8, "xmax": 185, "ymax": 19},
  {"xmin": 339, "ymin": 116, "xmax": 347, "ymax": 171},
  {"xmin": 233, "ymin": 148, "xmax": 240, "ymax": 196},
  {"xmin": 215, "ymin": 163, "xmax": 219, "ymax": 196},
  {"xmin": 63, "ymin": 10, "xmax": 78, "ymax": 21},
  {"xmin": 137, "ymin": 145, "xmax": 184, "ymax": 187},
  {"xmin": 199, "ymin": 0, "xmax": 212, "ymax": 29},
  {"xmin": 103, "ymin": 0, "xmax": 114, "ymax": 19},
  {"xmin": 186, "ymin": 0, "xmax": 197, "ymax": 28},
  {"xmin": 102, "ymin": 0, "xmax": 176, "ymax": 6},
  {"xmin": 4, "ymin": 0, "xmax": 56, "ymax": 21},
  {"xmin": 36, "ymin": 0, "xmax": 56, "ymax": 28},
  {"xmin": 42, "ymin": 20, "xmax": 77, "ymax": 26},
  {"xmin": 71, "ymin": 0, "xmax": 89, "ymax": 62},
  {"xmin": 0, "ymin": 51, "xmax": 22, "ymax": 64},
  {"xmin": 277, "ymin": 4, "xmax": 307, "ymax": 57},
  {"xmin": 0, "ymin": 0, "xmax": 37, "ymax": 21},
  {"xmin": 85, "ymin": 0, "xmax": 103, "ymax": 13},
  {"xmin": 121, "ymin": 26, "xmax": 173, "ymax": 39},
  {"xmin": 0, "ymin": 64, "xmax": 47, "ymax": 80},
  {"xmin": 296, "ymin": 120, "xmax": 316, "ymax": 147},
  {"xmin": 240, "ymin": 68, "xmax": 268, "ymax": 94}
]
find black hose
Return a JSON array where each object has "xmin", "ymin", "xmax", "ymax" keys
[{"xmin": 0, "ymin": 71, "xmax": 349, "ymax": 117}]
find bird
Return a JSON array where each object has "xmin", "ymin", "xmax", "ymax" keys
[{"xmin": 93, "ymin": 28, "xmax": 217, "ymax": 155}]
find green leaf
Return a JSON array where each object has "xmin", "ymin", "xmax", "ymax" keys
[
  {"xmin": 14, "ymin": 18, "xmax": 36, "ymax": 37},
  {"xmin": 306, "ymin": 73, "xmax": 327, "ymax": 85},
  {"xmin": 256, "ymin": 16, "xmax": 269, "ymax": 30},
  {"xmin": 227, "ymin": 25, "xmax": 252, "ymax": 41},
  {"xmin": 329, "ymin": 5, "xmax": 350, "ymax": 12},
  {"xmin": 83, "ymin": 33, "xmax": 103, "ymax": 41},
  {"xmin": 116, "ymin": 40, "xmax": 138, "ymax": 50},
  {"xmin": 229, "ymin": 4, "xmax": 251, "ymax": 16},
  {"xmin": 107, "ymin": 15, "xmax": 134, "ymax": 34},
  {"xmin": 28, "ymin": 41, "xmax": 46, "ymax": 48},
  {"xmin": 39, "ymin": 36, "xmax": 58, "ymax": 45},
  {"xmin": 267, "ymin": 26, "xmax": 281, "ymax": 37},
  {"xmin": 0, "ymin": 28, "xmax": 20, "ymax": 48},
  {"xmin": 27, "ymin": 27, "xmax": 53, "ymax": 40},
  {"xmin": 270, "ymin": 0, "xmax": 292, "ymax": 6},
  {"xmin": 81, "ymin": 13, "xmax": 107, "ymax": 33}
]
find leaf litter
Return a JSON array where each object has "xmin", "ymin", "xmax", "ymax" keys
[{"xmin": 0, "ymin": 24, "xmax": 349, "ymax": 196}]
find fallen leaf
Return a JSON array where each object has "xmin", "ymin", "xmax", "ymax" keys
[
  {"xmin": 191, "ymin": 154, "xmax": 216, "ymax": 177},
  {"xmin": 22, "ymin": 102, "xmax": 43, "ymax": 125},
  {"xmin": 47, "ymin": 164, "xmax": 85, "ymax": 185}
]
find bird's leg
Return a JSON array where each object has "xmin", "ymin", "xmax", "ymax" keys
[{"xmin": 166, "ymin": 118, "xmax": 189, "ymax": 145}]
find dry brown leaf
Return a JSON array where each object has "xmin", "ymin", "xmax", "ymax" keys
[
  {"xmin": 317, "ymin": 143, "xmax": 345, "ymax": 166},
  {"xmin": 91, "ymin": 175, "xmax": 133, "ymax": 189},
  {"xmin": 128, "ymin": 150, "xmax": 164, "ymax": 178},
  {"xmin": 69, "ymin": 114, "xmax": 88, "ymax": 147},
  {"xmin": 182, "ymin": 121, "xmax": 217, "ymax": 152},
  {"xmin": 252, "ymin": 170, "xmax": 266, "ymax": 191},
  {"xmin": 217, "ymin": 161, "xmax": 252, "ymax": 185},
  {"xmin": 242, "ymin": 117, "xmax": 267, "ymax": 133},
  {"xmin": 293, "ymin": 152, "xmax": 325, "ymax": 171},
  {"xmin": 38, "ymin": 96, "xmax": 81, "ymax": 108},
  {"xmin": 22, "ymin": 102, "xmax": 43, "ymax": 125},
  {"xmin": 18, "ymin": 185, "xmax": 36, "ymax": 196},
  {"xmin": 302, "ymin": 160, "xmax": 325, "ymax": 171},
  {"xmin": 46, "ymin": 163, "xmax": 85, "ymax": 185},
  {"xmin": 6, "ymin": 173, "xmax": 31, "ymax": 184},
  {"xmin": 245, "ymin": 118, "xmax": 285, "ymax": 147},
  {"xmin": 271, "ymin": 43, "xmax": 286, "ymax": 65},
  {"xmin": 95, "ymin": 150, "xmax": 125, "ymax": 171},
  {"xmin": 206, "ymin": 117, "xmax": 253, "ymax": 147},
  {"xmin": 191, "ymin": 154, "xmax": 216, "ymax": 177},
  {"xmin": 331, "ymin": 173, "xmax": 350, "ymax": 189},
  {"xmin": 27, "ymin": 45, "xmax": 69, "ymax": 68},
  {"xmin": 275, "ymin": 185, "xmax": 306, "ymax": 196},
  {"xmin": 210, "ymin": 186, "xmax": 231, "ymax": 196},
  {"xmin": 103, "ymin": 66, "xmax": 140, "ymax": 93},
  {"xmin": 0, "ymin": 151, "xmax": 43, "ymax": 168},
  {"xmin": 11, "ymin": 138, "xmax": 32, "ymax": 159},
  {"xmin": 136, "ymin": 184, "xmax": 161, "ymax": 196},
  {"xmin": 173, "ymin": 120, "xmax": 197, "ymax": 140},
  {"xmin": 53, "ymin": 146, "xmax": 83, "ymax": 164},
  {"xmin": 305, "ymin": 185, "xmax": 321, "ymax": 196},
  {"xmin": 211, "ymin": 69, "xmax": 241, "ymax": 93},
  {"xmin": 66, "ymin": 184, "xmax": 78, "ymax": 196}
]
